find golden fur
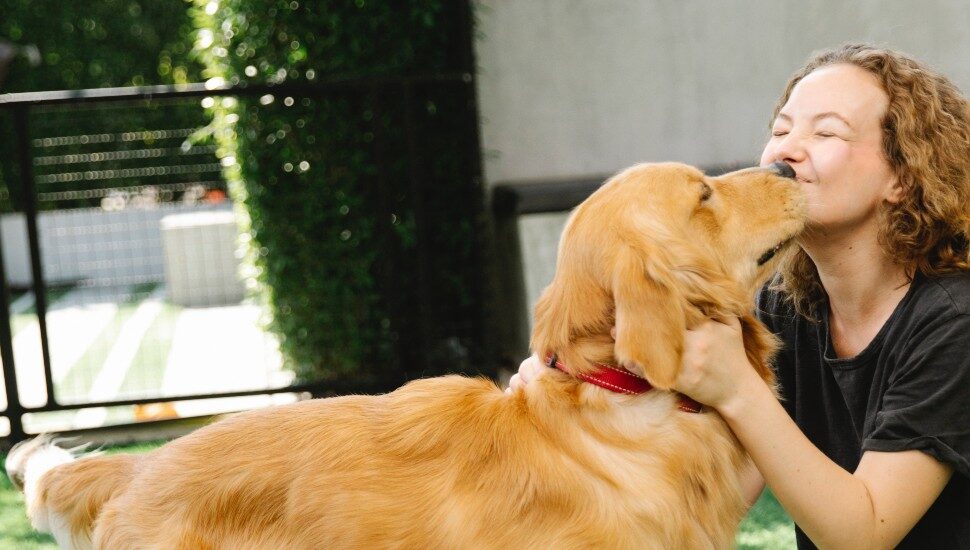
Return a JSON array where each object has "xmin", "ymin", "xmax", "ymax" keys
[{"xmin": 7, "ymin": 162, "xmax": 804, "ymax": 549}]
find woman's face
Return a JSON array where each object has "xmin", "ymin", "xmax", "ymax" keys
[{"xmin": 760, "ymin": 64, "xmax": 900, "ymax": 238}]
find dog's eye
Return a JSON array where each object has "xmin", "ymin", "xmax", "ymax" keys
[{"xmin": 699, "ymin": 182, "xmax": 713, "ymax": 202}]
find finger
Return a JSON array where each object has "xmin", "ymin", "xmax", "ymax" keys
[
  {"xmin": 711, "ymin": 314, "xmax": 741, "ymax": 328},
  {"xmin": 610, "ymin": 327, "xmax": 616, "ymax": 340},
  {"xmin": 508, "ymin": 373, "xmax": 521, "ymax": 391},
  {"xmin": 724, "ymin": 315, "xmax": 742, "ymax": 329},
  {"xmin": 522, "ymin": 355, "xmax": 544, "ymax": 382},
  {"xmin": 691, "ymin": 317, "xmax": 725, "ymax": 335},
  {"xmin": 685, "ymin": 317, "xmax": 713, "ymax": 331}
]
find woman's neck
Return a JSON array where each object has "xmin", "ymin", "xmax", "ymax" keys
[
  {"xmin": 802, "ymin": 221, "xmax": 906, "ymax": 302},
  {"xmin": 801, "ymin": 230, "xmax": 911, "ymax": 357}
]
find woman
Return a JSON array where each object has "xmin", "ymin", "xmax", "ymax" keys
[{"xmin": 510, "ymin": 44, "xmax": 970, "ymax": 548}]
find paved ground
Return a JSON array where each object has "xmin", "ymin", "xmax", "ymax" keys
[{"xmin": 0, "ymin": 285, "xmax": 295, "ymax": 435}]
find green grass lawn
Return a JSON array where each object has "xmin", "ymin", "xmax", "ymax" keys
[
  {"xmin": 738, "ymin": 490, "xmax": 797, "ymax": 549},
  {"xmin": 0, "ymin": 475, "xmax": 54, "ymax": 550},
  {"xmin": 1, "ymin": 442, "xmax": 795, "ymax": 549}
]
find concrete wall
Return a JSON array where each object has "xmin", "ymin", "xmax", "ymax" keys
[
  {"xmin": 475, "ymin": 0, "xmax": 970, "ymax": 353},
  {"xmin": 0, "ymin": 203, "xmax": 233, "ymax": 288},
  {"xmin": 476, "ymin": 0, "xmax": 970, "ymax": 184}
]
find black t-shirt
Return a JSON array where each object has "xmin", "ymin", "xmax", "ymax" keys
[{"xmin": 757, "ymin": 271, "xmax": 970, "ymax": 549}]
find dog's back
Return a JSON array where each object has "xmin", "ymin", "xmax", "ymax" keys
[
  {"xmin": 9, "ymin": 375, "xmax": 745, "ymax": 549},
  {"xmin": 111, "ymin": 375, "xmax": 744, "ymax": 548},
  {"xmin": 93, "ymin": 377, "xmax": 555, "ymax": 548}
]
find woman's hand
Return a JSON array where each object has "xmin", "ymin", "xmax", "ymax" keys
[
  {"xmin": 674, "ymin": 316, "xmax": 758, "ymax": 411},
  {"xmin": 505, "ymin": 354, "xmax": 545, "ymax": 394},
  {"xmin": 506, "ymin": 317, "xmax": 757, "ymax": 412}
]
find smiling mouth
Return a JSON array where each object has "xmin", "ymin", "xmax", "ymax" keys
[{"xmin": 757, "ymin": 239, "xmax": 792, "ymax": 266}]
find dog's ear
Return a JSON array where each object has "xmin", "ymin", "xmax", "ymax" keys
[
  {"xmin": 530, "ymin": 270, "xmax": 609, "ymax": 370},
  {"xmin": 612, "ymin": 245, "xmax": 686, "ymax": 389},
  {"xmin": 739, "ymin": 313, "xmax": 779, "ymax": 387},
  {"xmin": 531, "ymin": 282, "xmax": 566, "ymax": 362}
]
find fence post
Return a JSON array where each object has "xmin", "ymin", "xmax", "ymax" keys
[
  {"xmin": 400, "ymin": 82, "xmax": 433, "ymax": 374},
  {"xmin": 14, "ymin": 105, "xmax": 56, "ymax": 407},
  {"xmin": 0, "ymin": 237, "xmax": 24, "ymax": 443},
  {"xmin": 0, "ymin": 279, "xmax": 23, "ymax": 444},
  {"xmin": 0, "ymin": 109, "xmax": 30, "ymax": 443}
]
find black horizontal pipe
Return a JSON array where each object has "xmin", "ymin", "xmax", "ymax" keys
[
  {"xmin": 491, "ymin": 163, "xmax": 748, "ymax": 217},
  {"xmin": 10, "ymin": 377, "xmax": 406, "ymax": 414},
  {"xmin": 0, "ymin": 73, "xmax": 472, "ymax": 108}
]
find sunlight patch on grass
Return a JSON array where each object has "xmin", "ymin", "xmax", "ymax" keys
[
  {"xmin": 118, "ymin": 302, "xmax": 183, "ymax": 397},
  {"xmin": 56, "ymin": 284, "xmax": 158, "ymax": 403}
]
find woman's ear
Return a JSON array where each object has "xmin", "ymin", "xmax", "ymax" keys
[
  {"xmin": 612, "ymin": 246, "xmax": 685, "ymax": 389},
  {"xmin": 885, "ymin": 175, "xmax": 905, "ymax": 204}
]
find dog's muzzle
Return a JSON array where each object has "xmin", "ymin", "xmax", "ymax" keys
[{"xmin": 767, "ymin": 161, "xmax": 796, "ymax": 179}]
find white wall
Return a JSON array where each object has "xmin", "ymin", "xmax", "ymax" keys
[
  {"xmin": 476, "ymin": 0, "xmax": 970, "ymax": 185},
  {"xmin": 475, "ymin": 0, "xmax": 970, "ymax": 344}
]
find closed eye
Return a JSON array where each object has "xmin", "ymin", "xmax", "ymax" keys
[{"xmin": 700, "ymin": 182, "xmax": 713, "ymax": 202}]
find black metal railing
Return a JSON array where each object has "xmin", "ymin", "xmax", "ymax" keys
[{"xmin": 0, "ymin": 71, "xmax": 486, "ymax": 445}]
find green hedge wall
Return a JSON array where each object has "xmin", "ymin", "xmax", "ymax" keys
[
  {"xmin": 0, "ymin": 0, "xmax": 203, "ymax": 211},
  {"xmin": 1, "ymin": 1, "xmax": 485, "ymax": 382},
  {"xmin": 192, "ymin": 0, "xmax": 485, "ymax": 381},
  {"xmin": 0, "ymin": 0, "xmax": 198, "ymax": 93}
]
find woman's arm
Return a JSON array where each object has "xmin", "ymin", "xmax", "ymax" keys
[
  {"xmin": 739, "ymin": 457, "xmax": 766, "ymax": 508},
  {"xmin": 509, "ymin": 356, "xmax": 767, "ymax": 511},
  {"xmin": 724, "ymin": 373, "xmax": 951, "ymax": 548},
  {"xmin": 680, "ymin": 318, "xmax": 953, "ymax": 549},
  {"xmin": 507, "ymin": 321, "xmax": 952, "ymax": 547}
]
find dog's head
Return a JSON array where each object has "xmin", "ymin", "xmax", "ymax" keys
[{"xmin": 531, "ymin": 162, "xmax": 804, "ymax": 389}]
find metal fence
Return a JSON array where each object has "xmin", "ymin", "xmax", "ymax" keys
[{"xmin": 0, "ymin": 73, "xmax": 486, "ymax": 445}]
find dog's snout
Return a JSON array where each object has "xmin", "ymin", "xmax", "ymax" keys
[{"xmin": 768, "ymin": 162, "xmax": 796, "ymax": 179}]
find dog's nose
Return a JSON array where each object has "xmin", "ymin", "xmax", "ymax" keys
[{"xmin": 767, "ymin": 161, "xmax": 796, "ymax": 179}]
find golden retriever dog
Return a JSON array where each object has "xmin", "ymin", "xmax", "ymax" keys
[{"xmin": 6, "ymin": 161, "xmax": 803, "ymax": 549}]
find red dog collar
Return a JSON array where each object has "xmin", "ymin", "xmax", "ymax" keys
[{"xmin": 546, "ymin": 355, "xmax": 704, "ymax": 414}]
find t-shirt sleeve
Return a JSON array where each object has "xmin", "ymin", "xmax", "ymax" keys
[{"xmin": 863, "ymin": 313, "xmax": 970, "ymax": 477}]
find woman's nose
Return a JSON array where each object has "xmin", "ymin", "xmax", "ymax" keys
[{"xmin": 769, "ymin": 133, "xmax": 807, "ymax": 165}]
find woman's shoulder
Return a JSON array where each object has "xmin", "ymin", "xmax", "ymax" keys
[
  {"xmin": 912, "ymin": 270, "xmax": 970, "ymax": 317},
  {"xmin": 754, "ymin": 270, "xmax": 970, "ymax": 333}
]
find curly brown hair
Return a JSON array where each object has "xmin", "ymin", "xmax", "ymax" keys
[{"xmin": 769, "ymin": 43, "xmax": 970, "ymax": 318}]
